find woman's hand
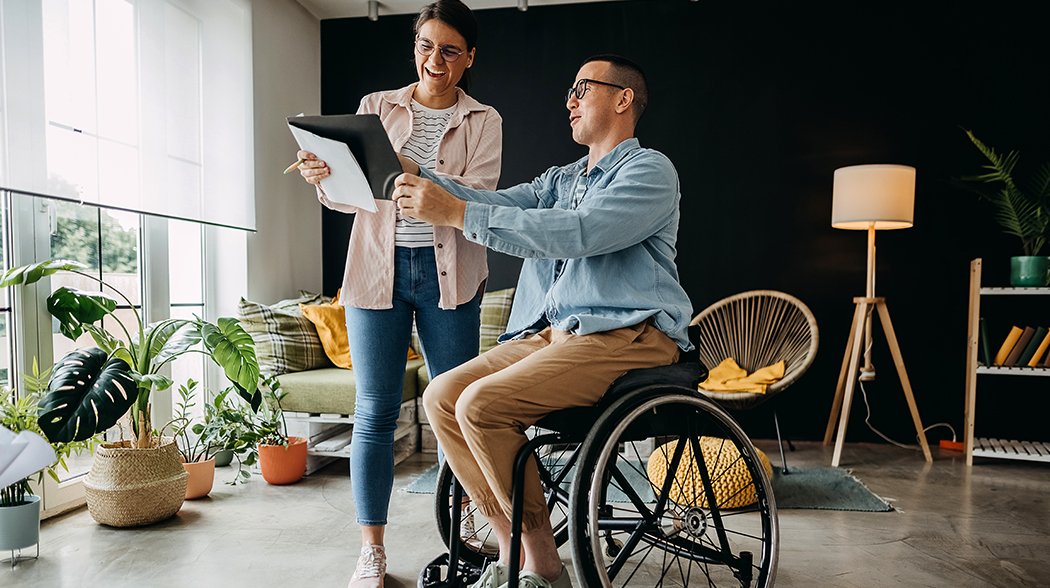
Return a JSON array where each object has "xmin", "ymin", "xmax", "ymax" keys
[
  {"xmin": 397, "ymin": 153, "xmax": 421, "ymax": 176},
  {"xmin": 297, "ymin": 150, "xmax": 330, "ymax": 186}
]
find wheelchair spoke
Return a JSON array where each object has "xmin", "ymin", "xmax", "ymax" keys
[{"xmin": 689, "ymin": 435, "xmax": 732, "ymax": 553}]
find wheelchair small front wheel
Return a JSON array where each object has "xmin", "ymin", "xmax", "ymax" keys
[{"xmin": 569, "ymin": 388, "xmax": 779, "ymax": 587}]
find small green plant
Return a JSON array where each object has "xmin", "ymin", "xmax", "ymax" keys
[
  {"xmin": 1, "ymin": 360, "xmax": 99, "ymax": 507},
  {"xmin": 959, "ymin": 129, "xmax": 1050, "ymax": 256},
  {"xmin": 165, "ymin": 379, "xmax": 263, "ymax": 484}
]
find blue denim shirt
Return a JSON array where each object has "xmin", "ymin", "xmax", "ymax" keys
[{"xmin": 419, "ymin": 138, "xmax": 694, "ymax": 350}]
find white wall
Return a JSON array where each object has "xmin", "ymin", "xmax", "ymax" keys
[{"xmin": 247, "ymin": 0, "xmax": 323, "ymax": 303}]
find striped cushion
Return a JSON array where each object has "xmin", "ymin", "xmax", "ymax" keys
[{"xmin": 238, "ymin": 293, "xmax": 332, "ymax": 377}]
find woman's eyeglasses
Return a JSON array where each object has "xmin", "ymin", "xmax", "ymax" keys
[
  {"xmin": 566, "ymin": 78, "xmax": 627, "ymax": 102},
  {"xmin": 415, "ymin": 38, "xmax": 465, "ymax": 62}
]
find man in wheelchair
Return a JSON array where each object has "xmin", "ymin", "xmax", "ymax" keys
[{"xmin": 394, "ymin": 55, "xmax": 694, "ymax": 588}]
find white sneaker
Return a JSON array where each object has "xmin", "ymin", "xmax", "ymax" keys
[
  {"xmin": 517, "ymin": 566, "xmax": 573, "ymax": 588},
  {"xmin": 468, "ymin": 561, "xmax": 507, "ymax": 588},
  {"xmin": 347, "ymin": 544, "xmax": 386, "ymax": 588}
]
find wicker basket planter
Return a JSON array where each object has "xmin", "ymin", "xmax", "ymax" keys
[{"xmin": 84, "ymin": 441, "xmax": 188, "ymax": 527}]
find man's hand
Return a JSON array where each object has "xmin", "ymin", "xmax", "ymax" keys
[{"xmin": 393, "ymin": 174, "xmax": 467, "ymax": 229}]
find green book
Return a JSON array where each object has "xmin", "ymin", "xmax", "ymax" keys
[
  {"xmin": 979, "ymin": 317, "xmax": 992, "ymax": 366},
  {"xmin": 1017, "ymin": 326, "xmax": 1048, "ymax": 366}
]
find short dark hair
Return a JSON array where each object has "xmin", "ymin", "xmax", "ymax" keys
[
  {"xmin": 414, "ymin": 1, "xmax": 479, "ymax": 91},
  {"xmin": 581, "ymin": 54, "xmax": 649, "ymax": 123}
]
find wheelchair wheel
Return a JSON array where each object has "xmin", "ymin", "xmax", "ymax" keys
[
  {"xmin": 569, "ymin": 388, "xmax": 778, "ymax": 587},
  {"xmin": 434, "ymin": 431, "xmax": 574, "ymax": 567}
]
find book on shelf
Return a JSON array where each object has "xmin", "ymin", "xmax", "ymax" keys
[
  {"xmin": 1003, "ymin": 326, "xmax": 1037, "ymax": 367},
  {"xmin": 1017, "ymin": 326, "xmax": 1048, "ymax": 366},
  {"xmin": 979, "ymin": 317, "xmax": 992, "ymax": 366},
  {"xmin": 1027, "ymin": 328, "xmax": 1050, "ymax": 367},
  {"xmin": 1044, "ymin": 340, "xmax": 1050, "ymax": 367},
  {"xmin": 993, "ymin": 325, "xmax": 1024, "ymax": 366}
]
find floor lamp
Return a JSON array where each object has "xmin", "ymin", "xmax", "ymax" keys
[{"xmin": 822, "ymin": 164, "xmax": 932, "ymax": 467}]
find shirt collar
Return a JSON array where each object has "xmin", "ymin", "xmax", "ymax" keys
[
  {"xmin": 574, "ymin": 137, "xmax": 641, "ymax": 176},
  {"xmin": 384, "ymin": 83, "xmax": 487, "ymax": 127}
]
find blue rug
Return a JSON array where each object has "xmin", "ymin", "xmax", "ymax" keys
[{"xmin": 403, "ymin": 463, "xmax": 893, "ymax": 512}]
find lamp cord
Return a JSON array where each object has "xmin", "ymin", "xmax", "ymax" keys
[{"xmin": 857, "ymin": 338, "xmax": 957, "ymax": 449}]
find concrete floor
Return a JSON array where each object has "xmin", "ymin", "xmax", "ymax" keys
[{"xmin": 10, "ymin": 441, "xmax": 1050, "ymax": 587}]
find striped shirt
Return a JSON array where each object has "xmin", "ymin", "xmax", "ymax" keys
[{"xmin": 396, "ymin": 100, "xmax": 455, "ymax": 247}]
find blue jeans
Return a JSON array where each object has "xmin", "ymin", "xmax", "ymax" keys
[{"xmin": 345, "ymin": 246, "xmax": 481, "ymax": 526}]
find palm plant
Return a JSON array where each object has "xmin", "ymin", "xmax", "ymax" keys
[
  {"xmin": 959, "ymin": 129, "xmax": 1050, "ymax": 256},
  {"xmin": 0, "ymin": 259, "xmax": 260, "ymax": 449}
]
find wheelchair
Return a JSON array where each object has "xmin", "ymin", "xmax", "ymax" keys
[{"xmin": 419, "ymin": 332, "xmax": 779, "ymax": 588}]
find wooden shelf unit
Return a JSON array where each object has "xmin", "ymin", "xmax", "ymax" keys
[{"xmin": 964, "ymin": 258, "xmax": 1050, "ymax": 466}]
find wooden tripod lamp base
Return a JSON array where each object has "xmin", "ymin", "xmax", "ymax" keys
[{"xmin": 822, "ymin": 296, "xmax": 933, "ymax": 467}]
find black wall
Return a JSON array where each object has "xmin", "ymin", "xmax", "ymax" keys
[{"xmin": 319, "ymin": 0, "xmax": 1050, "ymax": 443}]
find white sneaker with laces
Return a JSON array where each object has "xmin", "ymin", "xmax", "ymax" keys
[
  {"xmin": 348, "ymin": 544, "xmax": 387, "ymax": 588},
  {"xmin": 468, "ymin": 561, "xmax": 507, "ymax": 588}
]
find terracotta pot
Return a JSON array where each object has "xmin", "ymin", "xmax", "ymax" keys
[
  {"xmin": 181, "ymin": 458, "xmax": 216, "ymax": 499},
  {"xmin": 258, "ymin": 436, "xmax": 308, "ymax": 485}
]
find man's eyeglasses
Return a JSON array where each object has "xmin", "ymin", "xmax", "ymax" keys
[
  {"xmin": 415, "ymin": 38, "xmax": 465, "ymax": 62},
  {"xmin": 566, "ymin": 78, "xmax": 627, "ymax": 102}
]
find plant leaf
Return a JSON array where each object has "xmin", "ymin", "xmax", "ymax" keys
[
  {"xmin": 132, "ymin": 373, "xmax": 174, "ymax": 392},
  {"xmin": 200, "ymin": 318, "xmax": 260, "ymax": 396},
  {"xmin": 0, "ymin": 259, "xmax": 87, "ymax": 288},
  {"xmin": 152, "ymin": 321, "xmax": 200, "ymax": 366},
  {"xmin": 46, "ymin": 287, "xmax": 118, "ymax": 340},
  {"xmin": 37, "ymin": 348, "xmax": 136, "ymax": 443}
]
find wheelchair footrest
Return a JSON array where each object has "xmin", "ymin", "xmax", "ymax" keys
[{"xmin": 417, "ymin": 552, "xmax": 485, "ymax": 588}]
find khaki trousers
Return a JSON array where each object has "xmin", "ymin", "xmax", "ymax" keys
[{"xmin": 422, "ymin": 321, "xmax": 679, "ymax": 531}]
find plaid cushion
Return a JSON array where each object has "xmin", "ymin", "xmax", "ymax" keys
[
  {"xmin": 479, "ymin": 287, "xmax": 515, "ymax": 353},
  {"xmin": 238, "ymin": 293, "xmax": 332, "ymax": 377},
  {"xmin": 410, "ymin": 287, "xmax": 516, "ymax": 356}
]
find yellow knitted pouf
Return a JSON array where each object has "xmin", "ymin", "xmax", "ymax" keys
[{"xmin": 646, "ymin": 437, "xmax": 772, "ymax": 509}]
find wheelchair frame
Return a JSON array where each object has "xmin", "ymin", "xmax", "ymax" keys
[{"xmin": 421, "ymin": 377, "xmax": 779, "ymax": 588}]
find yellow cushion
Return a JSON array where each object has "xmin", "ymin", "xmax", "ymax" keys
[
  {"xmin": 646, "ymin": 437, "xmax": 772, "ymax": 509},
  {"xmin": 699, "ymin": 357, "xmax": 785, "ymax": 394},
  {"xmin": 300, "ymin": 294, "xmax": 420, "ymax": 370}
]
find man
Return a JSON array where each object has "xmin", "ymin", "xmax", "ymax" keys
[{"xmin": 393, "ymin": 55, "xmax": 693, "ymax": 588}]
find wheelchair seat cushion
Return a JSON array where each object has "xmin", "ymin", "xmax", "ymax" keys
[
  {"xmin": 646, "ymin": 436, "xmax": 773, "ymax": 509},
  {"xmin": 534, "ymin": 361, "xmax": 707, "ymax": 440}
]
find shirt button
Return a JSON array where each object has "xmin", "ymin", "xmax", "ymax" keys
[
  {"xmin": 436, "ymin": 243, "xmax": 444, "ymax": 249},
  {"xmin": 471, "ymin": 233, "xmax": 478, "ymax": 239},
  {"xmin": 440, "ymin": 271, "xmax": 447, "ymax": 276},
  {"xmin": 439, "ymin": 159, "xmax": 445, "ymax": 165}
]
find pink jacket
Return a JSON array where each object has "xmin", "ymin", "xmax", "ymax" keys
[{"xmin": 318, "ymin": 84, "xmax": 502, "ymax": 310}]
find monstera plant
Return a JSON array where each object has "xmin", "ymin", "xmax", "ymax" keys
[{"xmin": 0, "ymin": 259, "xmax": 261, "ymax": 449}]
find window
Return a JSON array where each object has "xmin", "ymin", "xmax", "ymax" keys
[
  {"xmin": 168, "ymin": 219, "xmax": 205, "ymax": 420},
  {"xmin": 0, "ymin": 194, "xmax": 12, "ymax": 388}
]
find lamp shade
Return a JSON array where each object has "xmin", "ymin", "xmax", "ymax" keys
[{"xmin": 831, "ymin": 164, "xmax": 915, "ymax": 230}]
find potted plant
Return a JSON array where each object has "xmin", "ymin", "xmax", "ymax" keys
[
  {"xmin": 0, "ymin": 259, "xmax": 260, "ymax": 526},
  {"xmin": 0, "ymin": 363, "xmax": 98, "ymax": 563},
  {"xmin": 167, "ymin": 379, "xmax": 220, "ymax": 499},
  {"xmin": 251, "ymin": 377, "xmax": 307, "ymax": 486},
  {"xmin": 959, "ymin": 130, "xmax": 1050, "ymax": 286}
]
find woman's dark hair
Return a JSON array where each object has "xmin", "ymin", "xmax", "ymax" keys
[{"xmin": 414, "ymin": 0, "xmax": 478, "ymax": 91}]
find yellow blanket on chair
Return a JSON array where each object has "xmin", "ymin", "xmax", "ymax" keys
[{"xmin": 699, "ymin": 358, "xmax": 785, "ymax": 394}]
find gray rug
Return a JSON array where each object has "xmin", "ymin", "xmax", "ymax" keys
[{"xmin": 402, "ymin": 464, "xmax": 893, "ymax": 512}]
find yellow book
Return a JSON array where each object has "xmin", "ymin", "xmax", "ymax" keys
[
  {"xmin": 993, "ymin": 326, "xmax": 1023, "ymax": 366},
  {"xmin": 1027, "ymin": 329, "xmax": 1050, "ymax": 367}
]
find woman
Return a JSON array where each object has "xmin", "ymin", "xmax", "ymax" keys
[{"xmin": 296, "ymin": 2, "xmax": 501, "ymax": 586}]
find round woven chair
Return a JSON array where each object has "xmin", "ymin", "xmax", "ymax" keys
[{"xmin": 690, "ymin": 290, "xmax": 819, "ymax": 471}]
